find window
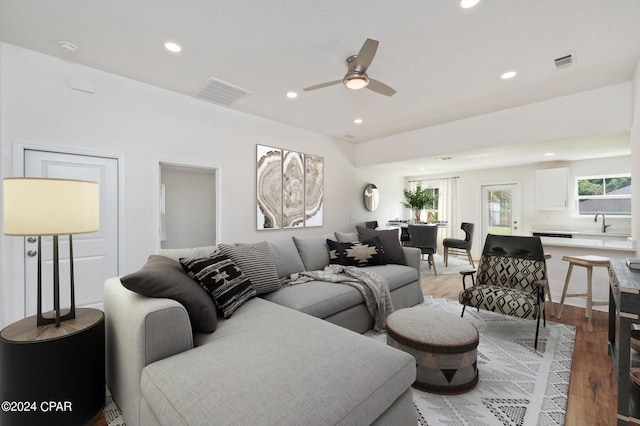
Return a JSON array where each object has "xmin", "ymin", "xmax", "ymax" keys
[
  {"xmin": 576, "ymin": 174, "xmax": 631, "ymax": 216},
  {"xmin": 408, "ymin": 181, "xmax": 439, "ymax": 221}
]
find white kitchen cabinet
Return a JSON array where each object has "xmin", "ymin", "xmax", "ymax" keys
[{"xmin": 536, "ymin": 167, "xmax": 569, "ymax": 210}]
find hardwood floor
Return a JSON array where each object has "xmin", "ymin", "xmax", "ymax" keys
[
  {"xmin": 423, "ymin": 273, "xmax": 618, "ymax": 426},
  {"xmin": 92, "ymin": 274, "xmax": 621, "ymax": 426}
]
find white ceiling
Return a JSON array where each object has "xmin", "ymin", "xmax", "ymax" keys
[{"xmin": 1, "ymin": 0, "xmax": 638, "ymax": 175}]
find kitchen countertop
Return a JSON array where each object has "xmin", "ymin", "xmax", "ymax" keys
[
  {"xmin": 539, "ymin": 236, "xmax": 636, "ymax": 252},
  {"xmin": 532, "ymin": 228, "xmax": 631, "ymax": 238}
]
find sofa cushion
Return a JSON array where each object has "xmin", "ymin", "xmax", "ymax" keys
[
  {"xmin": 154, "ymin": 246, "xmax": 218, "ymax": 262},
  {"xmin": 356, "ymin": 226, "xmax": 405, "ymax": 265},
  {"xmin": 141, "ymin": 298, "xmax": 416, "ymax": 426},
  {"xmin": 218, "ymin": 242, "xmax": 281, "ymax": 294},
  {"xmin": 365, "ymin": 264, "xmax": 420, "ymax": 291},
  {"xmin": 292, "ymin": 233, "xmax": 336, "ymax": 271},
  {"xmin": 120, "ymin": 255, "xmax": 218, "ymax": 332},
  {"xmin": 267, "ymin": 238, "xmax": 305, "ymax": 279},
  {"xmin": 335, "ymin": 231, "xmax": 358, "ymax": 242},
  {"xmin": 327, "ymin": 238, "xmax": 386, "ymax": 267},
  {"xmin": 180, "ymin": 253, "xmax": 256, "ymax": 318},
  {"xmin": 261, "ymin": 280, "xmax": 364, "ymax": 320}
]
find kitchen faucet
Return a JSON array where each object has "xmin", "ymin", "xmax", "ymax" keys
[{"xmin": 594, "ymin": 211, "xmax": 610, "ymax": 233}]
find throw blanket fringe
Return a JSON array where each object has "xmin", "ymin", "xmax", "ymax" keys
[{"xmin": 284, "ymin": 265, "xmax": 393, "ymax": 332}]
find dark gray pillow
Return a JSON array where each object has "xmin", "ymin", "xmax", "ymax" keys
[
  {"xmin": 180, "ymin": 253, "xmax": 256, "ymax": 319},
  {"xmin": 218, "ymin": 242, "xmax": 281, "ymax": 294},
  {"xmin": 120, "ymin": 255, "xmax": 218, "ymax": 332},
  {"xmin": 356, "ymin": 226, "xmax": 405, "ymax": 265}
]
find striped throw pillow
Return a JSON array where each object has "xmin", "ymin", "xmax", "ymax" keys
[{"xmin": 218, "ymin": 242, "xmax": 281, "ymax": 294}]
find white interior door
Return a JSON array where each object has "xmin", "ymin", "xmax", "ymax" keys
[
  {"xmin": 23, "ymin": 149, "xmax": 119, "ymax": 314},
  {"xmin": 481, "ymin": 183, "xmax": 521, "ymax": 239}
]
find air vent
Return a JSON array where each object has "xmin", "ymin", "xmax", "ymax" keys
[
  {"xmin": 343, "ymin": 134, "xmax": 356, "ymax": 140},
  {"xmin": 193, "ymin": 77, "xmax": 251, "ymax": 106},
  {"xmin": 554, "ymin": 52, "xmax": 575, "ymax": 70}
]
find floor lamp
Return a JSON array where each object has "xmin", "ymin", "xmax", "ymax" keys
[{"xmin": 3, "ymin": 178, "xmax": 100, "ymax": 327}]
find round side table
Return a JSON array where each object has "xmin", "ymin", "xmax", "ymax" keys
[{"xmin": 0, "ymin": 308, "xmax": 105, "ymax": 426}]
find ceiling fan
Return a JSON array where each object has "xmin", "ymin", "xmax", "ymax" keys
[{"xmin": 303, "ymin": 38, "xmax": 396, "ymax": 97}]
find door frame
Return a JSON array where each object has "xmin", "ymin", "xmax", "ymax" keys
[
  {"xmin": 7, "ymin": 141, "xmax": 125, "ymax": 323},
  {"xmin": 480, "ymin": 181, "xmax": 522, "ymax": 241}
]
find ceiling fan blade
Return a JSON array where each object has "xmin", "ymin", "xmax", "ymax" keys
[
  {"xmin": 367, "ymin": 79, "xmax": 396, "ymax": 97},
  {"xmin": 303, "ymin": 80, "xmax": 342, "ymax": 91},
  {"xmin": 349, "ymin": 38, "xmax": 378, "ymax": 72}
]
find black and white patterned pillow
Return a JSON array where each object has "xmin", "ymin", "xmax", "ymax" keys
[
  {"xmin": 326, "ymin": 237, "xmax": 386, "ymax": 267},
  {"xmin": 180, "ymin": 252, "xmax": 256, "ymax": 318}
]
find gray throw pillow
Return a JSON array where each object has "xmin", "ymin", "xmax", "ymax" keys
[
  {"xmin": 335, "ymin": 232, "xmax": 358, "ymax": 242},
  {"xmin": 356, "ymin": 226, "xmax": 405, "ymax": 265},
  {"xmin": 292, "ymin": 233, "xmax": 336, "ymax": 271},
  {"xmin": 120, "ymin": 255, "xmax": 218, "ymax": 333},
  {"xmin": 267, "ymin": 238, "xmax": 306, "ymax": 279},
  {"xmin": 218, "ymin": 242, "xmax": 281, "ymax": 294},
  {"xmin": 180, "ymin": 253, "xmax": 256, "ymax": 319}
]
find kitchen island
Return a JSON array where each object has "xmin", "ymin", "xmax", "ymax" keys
[{"xmin": 534, "ymin": 232, "xmax": 635, "ymax": 311}]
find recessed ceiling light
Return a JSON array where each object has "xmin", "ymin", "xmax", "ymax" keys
[
  {"xmin": 501, "ymin": 71, "xmax": 517, "ymax": 80},
  {"xmin": 354, "ymin": 118, "xmax": 363, "ymax": 124},
  {"xmin": 460, "ymin": 0, "xmax": 480, "ymax": 9},
  {"xmin": 164, "ymin": 42, "xmax": 182, "ymax": 53},
  {"xmin": 286, "ymin": 91, "xmax": 298, "ymax": 99},
  {"xmin": 544, "ymin": 152, "xmax": 555, "ymax": 157},
  {"xmin": 58, "ymin": 41, "xmax": 77, "ymax": 53}
]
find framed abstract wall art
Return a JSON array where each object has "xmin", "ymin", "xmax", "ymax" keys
[
  {"xmin": 304, "ymin": 154, "xmax": 323, "ymax": 227},
  {"xmin": 256, "ymin": 145, "xmax": 282, "ymax": 230},
  {"xmin": 256, "ymin": 145, "xmax": 323, "ymax": 230}
]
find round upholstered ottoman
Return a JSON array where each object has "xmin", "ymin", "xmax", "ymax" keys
[{"xmin": 386, "ymin": 307, "xmax": 479, "ymax": 395}]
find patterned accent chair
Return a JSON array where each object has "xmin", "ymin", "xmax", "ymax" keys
[{"xmin": 458, "ymin": 234, "xmax": 547, "ymax": 350}]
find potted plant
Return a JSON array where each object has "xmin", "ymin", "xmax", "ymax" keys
[{"xmin": 402, "ymin": 183, "xmax": 437, "ymax": 223}]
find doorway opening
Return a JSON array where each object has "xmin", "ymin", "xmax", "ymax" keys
[{"xmin": 159, "ymin": 162, "xmax": 219, "ymax": 249}]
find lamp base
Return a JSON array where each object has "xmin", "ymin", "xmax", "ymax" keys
[
  {"xmin": 36, "ymin": 308, "xmax": 76, "ymax": 327},
  {"xmin": 36, "ymin": 235, "xmax": 76, "ymax": 328}
]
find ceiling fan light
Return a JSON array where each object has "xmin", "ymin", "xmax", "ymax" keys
[{"xmin": 344, "ymin": 74, "xmax": 369, "ymax": 90}]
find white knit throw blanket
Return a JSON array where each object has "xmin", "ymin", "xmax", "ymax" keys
[{"xmin": 284, "ymin": 264, "xmax": 393, "ymax": 332}]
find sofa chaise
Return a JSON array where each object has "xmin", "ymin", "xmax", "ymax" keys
[{"xmin": 104, "ymin": 229, "xmax": 424, "ymax": 425}]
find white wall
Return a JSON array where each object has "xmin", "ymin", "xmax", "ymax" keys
[{"xmin": 0, "ymin": 43, "xmax": 403, "ymax": 327}]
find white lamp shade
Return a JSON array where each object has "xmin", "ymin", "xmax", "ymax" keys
[{"xmin": 4, "ymin": 178, "xmax": 100, "ymax": 236}]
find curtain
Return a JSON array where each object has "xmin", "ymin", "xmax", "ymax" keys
[{"xmin": 438, "ymin": 178, "xmax": 458, "ymax": 246}]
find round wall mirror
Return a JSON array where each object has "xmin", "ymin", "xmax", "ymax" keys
[{"xmin": 363, "ymin": 184, "xmax": 379, "ymax": 212}]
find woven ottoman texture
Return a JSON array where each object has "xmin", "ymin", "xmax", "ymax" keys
[{"xmin": 386, "ymin": 307, "xmax": 479, "ymax": 395}]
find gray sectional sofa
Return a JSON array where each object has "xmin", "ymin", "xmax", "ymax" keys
[{"xmin": 104, "ymin": 231, "xmax": 424, "ymax": 426}]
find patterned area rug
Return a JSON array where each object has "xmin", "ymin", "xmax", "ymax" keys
[
  {"xmin": 423, "ymin": 254, "xmax": 474, "ymax": 275},
  {"xmin": 366, "ymin": 296, "xmax": 575, "ymax": 426}
]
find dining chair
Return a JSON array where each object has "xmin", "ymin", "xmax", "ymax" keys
[
  {"xmin": 443, "ymin": 222, "xmax": 475, "ymax": 267},
  {"xmin": 407, "ymin": 224, "xmax": 438, "ymax": 275}
]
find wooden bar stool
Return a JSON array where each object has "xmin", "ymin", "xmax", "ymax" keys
[
  {"xmin": 544, "ymin": 253, "xmax": 555, "ymax": 317},
  {"xmin": 557, "ymin": 255, "xmax": 611, "ymax": 331}
]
